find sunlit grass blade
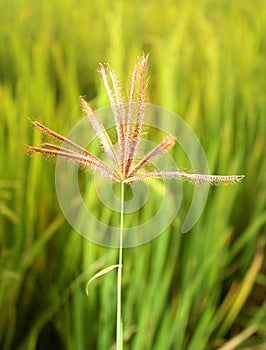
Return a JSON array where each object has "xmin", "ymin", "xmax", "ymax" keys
[
  {"xmin": 217, "ymin": 326, "xmax": 257, "ymax": 350},
  {"xmin": 85, "ymin": 264, "xmax": 120, "ymax": 295},
  {"xmin": 218, "ymin": 239, "xmax": 264, "ymax": 337}
]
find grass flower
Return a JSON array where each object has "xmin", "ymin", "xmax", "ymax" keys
[
  {"xmin": 27, "ymin": 54, "xmax": 244, "ymax": 349},
  {"xmin": 28, "ymin": 55, "xmax": 244, "ymax": 186}
]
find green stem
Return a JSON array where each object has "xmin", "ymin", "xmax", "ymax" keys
[{"xmin": 116, "ymin": 181, "xmax": 124, "ymax": 350}]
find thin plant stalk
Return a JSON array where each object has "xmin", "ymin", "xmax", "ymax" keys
[{"xmin": 117, "ymin": 181, "xmax": 124, "ymax": 350}]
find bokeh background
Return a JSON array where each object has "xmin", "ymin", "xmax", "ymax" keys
[{"xmin": 0, "ymin": 0, "xmax": 265, "ymax": 349}]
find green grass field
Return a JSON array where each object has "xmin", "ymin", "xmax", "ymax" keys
[{"xmin": 0, "ymin": 0, "xmax": 265, "ymax": 349}]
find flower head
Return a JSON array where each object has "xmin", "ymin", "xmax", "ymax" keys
[{"xmin": 28, "ymin": 55, "xmax": 244, "ymax": 186}]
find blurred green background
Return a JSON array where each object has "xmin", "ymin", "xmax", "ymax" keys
[{"xmin": 0, "ymin": 0, "xmax": 265, "ymax": 349}]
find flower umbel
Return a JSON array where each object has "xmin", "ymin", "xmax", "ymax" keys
[{"xmin": 28, "ymin": 55, "xmax": 244, "ymax": 186}]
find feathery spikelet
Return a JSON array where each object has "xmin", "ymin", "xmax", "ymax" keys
[{"xmin": 28, "ymin": 55, "xmax": 244, "ymax": 187}]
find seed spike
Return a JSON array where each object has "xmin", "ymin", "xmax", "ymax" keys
[
  {"xmin": 125, "ymin": 171, "xmax": 245, "ymax": 185},
  {"xmin": 27, "ymin": 145, "xmax": 120, "ymax": 182},
  {"xmin": 128, "ymin": 135, "xmax": 176, "ymax": 177},
  {"xmin": 98, "ymin": 64, "xmax": 124, "ymax": 167},
  {"xmin": 109, "ymin": 69, "xmax": 126, "ymax": 173},
  {"xmin": 31, "ymin": 120, "xmax": 92, "ymax": 157},
  {"xmin": 127, "ymin": 65, "xmax": 138, "ymax": 129},
  {"xmin": 40, "ymin": 142, "xmax": 74, "ymax": 154},
  {"xmin": 124, "ymin": 64, "xmax": 138, "ymax": 173},
  {"xmin": 30, "ymin": 119, "xmax": 120, "ymax": 181},
  {"xmin": 80, "ymin": 97, "xmax": 120, "ymax": 172},
  {"xmin": 125, "ymin": 55, "xmax": 149, "ymax": 176}
]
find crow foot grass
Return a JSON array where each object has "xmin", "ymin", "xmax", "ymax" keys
[{"xmin": 27, "ymin": 55, "xmax": 244, "ymax": 348}]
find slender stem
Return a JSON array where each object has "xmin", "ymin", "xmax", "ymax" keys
[{"xmin": 116, "ymin": 181, "xmax": 124, "ymax": 350}]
